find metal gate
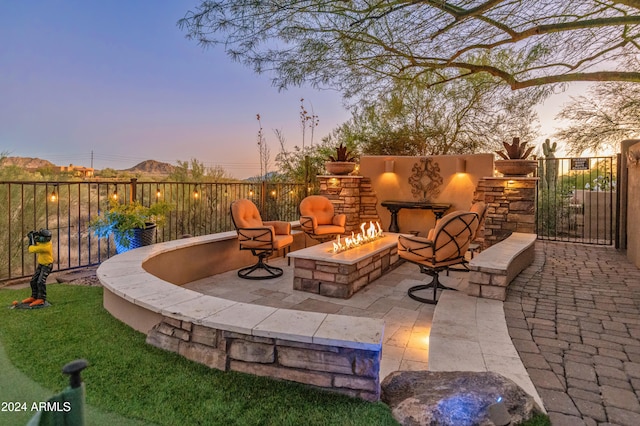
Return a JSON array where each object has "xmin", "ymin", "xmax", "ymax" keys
[{"xmin": 537, "ymin": 156, "xmax": 616, "ymax": 245}]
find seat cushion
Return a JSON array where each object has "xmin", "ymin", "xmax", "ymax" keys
[
  {"xmin": 314, "ymin": 225, "xmax": 346, "ymax": 236},
  {"xmin": 272, "ymin": 234, "xmax": 294, "ymax": 249}
]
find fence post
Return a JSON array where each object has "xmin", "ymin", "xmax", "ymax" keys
[{"xmin": 130, "ymin": 178, "xmax": 137, "ymax": 204}]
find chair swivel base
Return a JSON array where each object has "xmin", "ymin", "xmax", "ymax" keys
[
  {"xmin": 407, "ymin": 273, "xmax": 453, "ymax": 304},
  {"xmin": 237, "ymin": 256, "xmax": 284, "ymax": 280}
]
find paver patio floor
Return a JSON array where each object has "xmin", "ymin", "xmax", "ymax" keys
[{"xmin": 506, "ymin": 241, "xmax": 640, "ymax": 426}]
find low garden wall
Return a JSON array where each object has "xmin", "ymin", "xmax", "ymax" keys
[{"xmin": 97, "ymin": 229, "xmax": 385, "ymax": 401}]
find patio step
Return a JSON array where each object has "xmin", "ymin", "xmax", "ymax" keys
[{"xmin": 428, "ymin": 290, "xmax": 545, "ymax": 411}]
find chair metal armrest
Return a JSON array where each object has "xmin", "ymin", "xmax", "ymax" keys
[
  {"xmin": 398, "ymin": 234, "xmax": 433, "ymax": 249},
  {"xmin": 263, "ymin": 220, "xmax": 291, "ymax": 235},
  {"xmin": 236, "ymin": 226, "xmax": 275, "ymax": 244},
  {"xmin": 299, "ymin": 216, "xmax": 317, "ymax": 233}
]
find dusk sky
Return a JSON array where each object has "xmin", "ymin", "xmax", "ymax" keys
[{"xmin": 1, "ymin": 1, "xmax": 582, "ymax": 179}]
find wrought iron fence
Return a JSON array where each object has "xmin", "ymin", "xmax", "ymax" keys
[
  {"xmin": 537, "ymin": 156, "xmax": 616, "ymax": 245},
  {"xmin": 0, "ymin": 180, "xmax": 314, "ymax": 282}
]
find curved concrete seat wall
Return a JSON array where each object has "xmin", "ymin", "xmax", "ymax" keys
[{"xmin": 97, "ymin": 230, "xmax": 385, "ymax": 401}]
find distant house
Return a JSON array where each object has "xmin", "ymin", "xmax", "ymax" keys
[{"xmin": 60, "ymin": 164, "xmax": 94, "ymax": 178}]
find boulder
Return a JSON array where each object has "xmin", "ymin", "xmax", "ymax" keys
[{"xmin": 381, "ymin": 370, "xmax": 542, "ymax": 426}]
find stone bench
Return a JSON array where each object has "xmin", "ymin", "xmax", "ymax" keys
[
  {"xmin": 98, "ymin": 231, "xmax": 385, "ymax": 401},
  {"xmin": 466, "ymin": 232, "xmax": 537, "ymax": 301}
]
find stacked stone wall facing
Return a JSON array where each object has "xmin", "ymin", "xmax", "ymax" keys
[
  {"xmin": 146, "ymin": 317, "xmax": 381, "ymax": 401},
  {"xmin": 317, "ymin": 176, "xmax": 380, "ymax": 235},
  {"xmin": 293, "ymin": 245, "xmax": 399, "ymax": 298},
  {"xmin": 473, "ymin": 177, "xmax": 537, "ymax": 248}
]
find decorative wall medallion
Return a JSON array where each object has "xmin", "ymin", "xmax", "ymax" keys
[{"xmin": 408, "ymin": 158, "xmax": 443, "ymax": 201}]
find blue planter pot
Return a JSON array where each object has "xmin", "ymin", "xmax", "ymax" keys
[{"xmin": 114, "ymin": 223, "xmax": 157, "ymax": 254}]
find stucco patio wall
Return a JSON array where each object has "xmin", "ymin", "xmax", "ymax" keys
[
  {"xmin": 359, "ymin": 155, "xmax": 494, "ymax": 235},
  {"xmin": 626, "ymin": 140, "xmax": 640, "ymax": 268}
]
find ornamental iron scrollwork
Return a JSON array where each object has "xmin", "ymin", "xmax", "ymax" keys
[{"xmin": 408, "ymin": 158, "xmax": 443, "ymax": 202}]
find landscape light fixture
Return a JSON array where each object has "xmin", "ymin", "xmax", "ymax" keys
[
  {"xmin": 156, "ymin": 187, "xmax": 161, "ymax": 199},
  {"xmin": 488, "ymin": 397, "xmax": 511, "ymax": 426},
  {"xmin": 271, "ymin": 189, "xmax": 277, "ymax": 197},
  {"xmin": 49, "ymin": 185, "xmax": 58, "ymax": 203},
  {"xmin": 248, "ymin": 188, "xmax": 254, "ymax": 197},
  {"xmin": 111, "ymin": 185, "xmax": 118, "ymax": 201},
  {"xmin": 384, "ymin": 159, "xmax": 395, "ymax": 173},
  {"xmin": 193, "ymin": 186, "xmax": 200, "ymax": 199},
  {"xmin": 456, "ymin": 158, "xmax": 466, "ymax": 174}
]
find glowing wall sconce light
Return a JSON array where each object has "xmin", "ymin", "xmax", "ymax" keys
[
  {"xmin": 193, "ymin": 185, "xmax": 200, "ymax": 199},
  {"xmin": 111, "ymin": 185, "xmax": 119, "ymax": 201},
  {"xmin": 248, "ymin": 188, "xmax": 254, "ymax": 197},
  {"xmin": 456, "ymin": 158, "xmax": 466, "ymax": 174},
  {"xmin": 49, "ymin": 185, "xmax": 58, "ymax": 202},
  {"xmin": 156, "ymin": 187, "xmax": 162, "ymax": 199},
  {"xmin": 384, "ymin": 160, "xmax": 395, "ymax": 173}
]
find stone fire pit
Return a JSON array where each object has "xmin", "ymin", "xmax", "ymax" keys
[{"xmin": 288, "ymin": 233, "xmax": 401, "ymax": 298}]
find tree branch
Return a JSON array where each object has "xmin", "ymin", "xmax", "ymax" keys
[{"xmin": 448, "ymin": 15, "xmax": 640, "ymax": 62}]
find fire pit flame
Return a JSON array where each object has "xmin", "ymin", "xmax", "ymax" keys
[{"xmin": 332, "ymin": 221, "xmax": 383, "ymax": 253}]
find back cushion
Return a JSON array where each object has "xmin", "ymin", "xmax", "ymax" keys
[
  {"xmin": 433, "ymin": 212, "xmax": 479, "ymax": 262},
  {"xmin": 232, "ymin": 199, "xmax": 263, "ymax": 228},
  {"xmin": 300, "ymin": 196, "xmax": 335, "ymax": 225}
]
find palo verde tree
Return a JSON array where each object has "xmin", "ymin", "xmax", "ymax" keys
[
  {"xmin": 179, "ymin": 1, "xmax": 640, "ymax": 98},
  {"xmin": 554, "ymin": 76, "xmax": 640, "ymax": 154},
  {"xmin": 341, "ymin": 73, "xmax": 542, "ymax": 156}
]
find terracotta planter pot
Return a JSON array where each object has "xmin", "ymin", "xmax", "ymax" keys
[
  {"xmin": 495, "ymin": 160, "xmax": 538, "ymax": 177},
  {"xmin": 325, "ymin": 161, "xmax": 356, "ymax": 175}
]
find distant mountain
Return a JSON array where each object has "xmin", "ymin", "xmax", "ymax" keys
[
  {"xmin": 0, "ymin": 156, "xmax": 56, "ymax": 169},
  {"xmin": 0, "ymin": 156, "xmax": 177, "ymax": 177},
  {"xmin": 125, "ymin": 160, "xmax": 175, "ymax": 175}
]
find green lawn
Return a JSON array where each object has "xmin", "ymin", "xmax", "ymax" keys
[{"xmin": 0, "ymin": 284, "xmax": 398, "ymax": 426}]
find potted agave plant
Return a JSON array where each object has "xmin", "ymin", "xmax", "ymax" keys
[
  {"xmin": 495, "ymin": 137, "xmax": 538, "ymax": 177},
  {"xmin": 325, "ymin": 143, "xmax": 357, "ymax": 175},
  {"xmin": 89, "ymin": 200, "xmax": 172, "ymax": 253}
]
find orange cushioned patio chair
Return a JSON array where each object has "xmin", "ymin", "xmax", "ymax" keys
[
  {"xmin": 398, "ymin": 210, "xmax": 479, "ymax": 304},
  {"xmin": 445, "ymin": 201, "xmax": 487, "ymax": 273},
  {"xmin": 230, "ymin": 199, "xmax": 293, "ymax": 280},
  {"xmin": 299, "ymin": 195, "xmax": 346, "ymax": 242}
]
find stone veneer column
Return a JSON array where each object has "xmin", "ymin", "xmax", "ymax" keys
[
  {"xmin": 317, "ymin": 175, "xmax": 380, "ymax": 235},
  {"xmin": 473, "ymin": 177, "xmax": 538, "ymax": 248}
]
